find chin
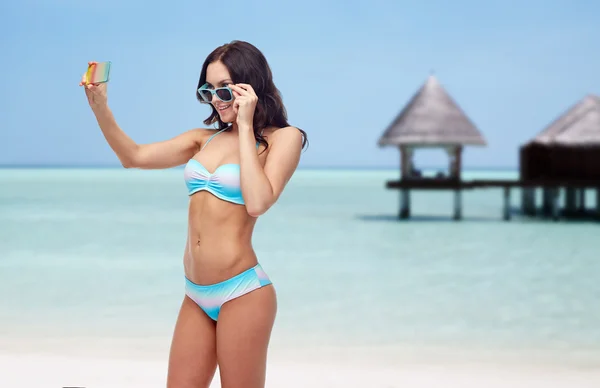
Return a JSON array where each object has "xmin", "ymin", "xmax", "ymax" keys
[{"xmin": 218, "ymin": 113, "xmax": 236, "ymax": 124}]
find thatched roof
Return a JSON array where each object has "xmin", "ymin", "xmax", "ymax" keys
[
  {"xmin": 527, "ymin": 94, "xmax": 600, "ymax": 146},
  {"xmin": 378, "ymin": 75, "xmax": 487, "ymax": 147}
]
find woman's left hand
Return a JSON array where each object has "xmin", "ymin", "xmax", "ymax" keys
[{"xmin": 229, "ymin": 83, "xmax": 258, "ymax": 129}]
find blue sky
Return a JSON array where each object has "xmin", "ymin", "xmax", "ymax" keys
[{"xmin": 1, "ymin": 0, "xmax": 599, "ymax": 168}]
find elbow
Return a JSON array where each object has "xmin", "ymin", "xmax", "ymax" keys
[
  {"xmin": 119, "ymin": 148, "xmax": 141, "ymax": 169},
  {"xmin": 245, "ymin": 188, "xmax": 276, "ymax": 217},
  {"xmin": 121, "ymin": 160, "xmax": 135, "ymax": 169},
  {"xmin": 120, "ymin": 157, "xmax": 136, "ymax": 169},
  {"xmin": 246, "ymin": 202, "xmax": 271, "ymax": 218}
]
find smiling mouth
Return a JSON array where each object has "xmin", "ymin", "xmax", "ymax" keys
[{"xmin": 216, "ymin": 104, "xmax": 231, "ymax": 111}]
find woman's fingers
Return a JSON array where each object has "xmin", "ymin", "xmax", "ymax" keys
[
  {"xmin": 79, "ymin": 61, "xmax": 97, "ymax": 85},
  {"xmin": 229, "ymin": 83, "xmax": 250, "ymax": 96},
  {"xmin": 235, "ymin": 83, "xmax": 256, "ymax": 96}
]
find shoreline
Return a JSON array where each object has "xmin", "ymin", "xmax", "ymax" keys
[
  {"xmin": 3, "ymin": 335, "xmax": 600, "ymax": 369},
  {"xmin": 1, "ymin": 348, "xmax": 600, "ymax": 388}
]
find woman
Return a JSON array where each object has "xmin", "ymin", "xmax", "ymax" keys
[{"xmin": 79, "ymin": 40, "xmax": 308, "ymax": 388}]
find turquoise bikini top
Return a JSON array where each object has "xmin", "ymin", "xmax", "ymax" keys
[{"xmin": 183, "ymin": 128, "xmax": 258, "ymax": 205}]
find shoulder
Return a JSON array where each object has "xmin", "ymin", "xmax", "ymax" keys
[{"xmin": 268, "ymin": 126, "xmax": 304, "ymax": 147}]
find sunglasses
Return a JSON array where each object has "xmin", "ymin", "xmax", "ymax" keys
[{"xmin": 197, "ymin": 83, "xmax": 234, "ymax": 103}]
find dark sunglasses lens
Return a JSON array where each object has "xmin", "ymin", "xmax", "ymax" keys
[
  {"xmin": 199, "ymin": 90, "xmax": 212, "ymax": 102},
  {"xmin": 215, "ymin": 88, "xmax": 232, "ymax": 102}
]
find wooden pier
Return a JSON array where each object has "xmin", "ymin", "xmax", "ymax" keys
[{"xmin": 386, "ymin": 178, "xmax": 600, "ymax": 221}]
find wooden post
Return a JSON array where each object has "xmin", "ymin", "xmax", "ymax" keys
[
  {"xmin": 577, "ymin": 189, "xmax": 586, "ymax": 213},
  {"xmin": 565, "ymin": 188, "xmax": 577, "ymax": 215},
  {"xmin": 542, "ymin": 188, "xmax": 553, "ymax": 217},
  {"xmin": 596, "ymin": 188, "xmax": 600, "ymax": 219},
  {"xmin": 552, "ymin": 188, "xmax": 560, "ymax": 221},
  {"xmin": 521, "ymin": 188, "xmax": 535, "ymax": 216},
  {"xmin": 453, "ymin": 146, "xmax": 463, "ymax": 180},
  {"xmin": 400, "ymin": 146, "xmax": 408, "ymax": 180},
  {"xmin": 399, "ymin": 146, "xmax": 411, "ymax": 219},
  {"xmin": 453, "ymin": 189, "xmax": 462, "ymax": 220},
  {"xmin": 400, "ymin": 189, "xmax": 411, "ymax": 219},
  {"xmin": 503, "ymin": 187, "xmax": 511, "ymax": 220},
  {"xmin": 446, "ymin": 145, "xmax": 463, "ymax": 180}
]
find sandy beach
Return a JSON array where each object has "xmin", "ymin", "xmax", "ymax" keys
[{"xmin": 2, "ymin": 346, "xmax": 600, "ymax": 388}]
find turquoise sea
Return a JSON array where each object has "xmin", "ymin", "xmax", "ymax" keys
[{"xmin": 1, "ymin": 167, "xmax": 599, "ymax": 366}]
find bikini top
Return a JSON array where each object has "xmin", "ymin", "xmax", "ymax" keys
[{"xmin": 183, "ymin": 128, "xmax": 259, "ymax": 205}]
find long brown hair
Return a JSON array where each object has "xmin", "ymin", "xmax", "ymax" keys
[{"xmin": 196, "ymin": 40, "xmax": 308, "ymax": 151}]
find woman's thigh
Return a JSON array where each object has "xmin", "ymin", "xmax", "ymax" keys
[
  {"xmin": 216, "ymin": 285, "xmax": 277, "ymax": 388},
  {"xmin": 167, "ymin": 295, "xmax": 218, "ymax": 388}
]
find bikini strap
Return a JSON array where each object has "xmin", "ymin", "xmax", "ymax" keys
[
  {"xmin": 202, "ymin": 127, "xmax": 263, "ymax": 150},
  {"xmin": 200, "ymin": 128, "xmax": 228, "ymax": 151}
]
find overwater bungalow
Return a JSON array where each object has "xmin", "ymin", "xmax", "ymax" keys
[
  {"xmin": 378, "ymin": 75, "xmax": 487, "ymax": 219},
  {"xmin": 520, "ymin": 94, "xmax": 600, "ymax": 218}
]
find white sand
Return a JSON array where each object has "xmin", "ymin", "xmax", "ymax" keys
[{"xmin": 1, "ymin": 351, "xmax": 600, "ymax": 388}]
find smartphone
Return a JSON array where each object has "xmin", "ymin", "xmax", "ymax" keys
[{"xmin": 86, "ymin": 61, "xmax": 111, "ymax": 84}]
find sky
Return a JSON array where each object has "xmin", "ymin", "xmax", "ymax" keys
[{"xmin": 1, "ymin": 0, "xmax": 599, "ymax": 169}]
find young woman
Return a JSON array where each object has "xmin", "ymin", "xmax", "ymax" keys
[{"xmin": 80, "ymin": 40, "xmax": 308, "ymax": 388}]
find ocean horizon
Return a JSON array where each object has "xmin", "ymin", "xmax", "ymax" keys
[{"xmin": 0, "ymin": 164, "xmax": 520, "ymax": 171}]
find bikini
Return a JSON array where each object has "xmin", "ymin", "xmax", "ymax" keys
[{"xmin": 182, "ymin": 127, "xmax": 272, "ymax": 321}]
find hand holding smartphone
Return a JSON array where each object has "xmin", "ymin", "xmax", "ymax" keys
[
  {"xmin": 79, "ymin": 61, "xmax": 111, "ymax": 108},
  {"xmin": 85, "ymin": 61, "xmax": 111, "ymax": 84}
]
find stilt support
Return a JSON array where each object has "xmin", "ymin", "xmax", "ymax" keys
[
  {"xmin": 551, "ymin": 188, "xmax": 560, "ymax": 221},
  {"xmin": 577, "ymin": 189, "xmax": 586, "ymax": 213},
  {"xmin": 596, "ymin": 188, "xmax": 600, "ymax": 219},
  {"xmin": 400, "ymin": 189, "xmax": 411, "ymax": 219},
  {"xmin": 521, "ymin": 188, "xmax": 535, "ymax": 216},
  {"xmin": 565, "ymin": 188, "xmax": 577, "ymax": 215},
  {"xmin": 453, "ymin": 189, "xmax": 462, "ymax": 220},
  {"xmin": 542, "ymin": 188, "xmax": 553, "ymax": 217},
  {"xmin": 503, "ymin": 187, "xmax": 511, "ymax": 221}
]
